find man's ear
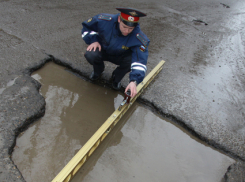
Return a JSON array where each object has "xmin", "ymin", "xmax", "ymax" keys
[{"xmin": 118, "ymin": 15, "xmax": 121, "ymax": 23}]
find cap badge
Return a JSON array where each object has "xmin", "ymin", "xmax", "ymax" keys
[
  {"xmin": 128, "ymin": 16, "xmax": 135, "ymax": 21},
  {"xmin": 129, "ymin": 11, "xmax": 137, "ymax": 16}
]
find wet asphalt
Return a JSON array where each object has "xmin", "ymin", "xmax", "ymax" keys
[{"xmin": 0, "ymin": 0, "xmax": 244, "ymax": 181}]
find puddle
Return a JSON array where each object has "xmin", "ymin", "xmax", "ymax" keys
[
  {"xmin": 12, "ymin": 62, "xmax": 124, "ymax": 182},
  {"xmin": 72, "ymin": 105, "xmax": 235, "ymax": 182},
  {"xmin": 12, "ymin": 62, "xmax": 235, "ymax": 182}
]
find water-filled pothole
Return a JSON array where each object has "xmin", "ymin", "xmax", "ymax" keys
[{"xmin": 12, "ymin": 62, "xmax": 235, "ymax": 182}]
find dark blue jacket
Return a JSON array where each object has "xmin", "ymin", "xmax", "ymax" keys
[{"xmin": 81, "ymin": 13, "xmax": 150, "ymax": 84}]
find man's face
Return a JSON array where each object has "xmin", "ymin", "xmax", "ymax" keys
[{"xmin": 118, "ymin": 17, "xmax": 135, "ymax": 36}]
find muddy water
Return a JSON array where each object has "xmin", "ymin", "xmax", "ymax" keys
[{"xmin": 12, "ymin": 62, "xmax": 235, "ymax": 182}]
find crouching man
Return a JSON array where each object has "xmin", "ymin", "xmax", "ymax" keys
[{"xmin": 81, "ymin": 7, "xmax": 150, "ymax": 98}]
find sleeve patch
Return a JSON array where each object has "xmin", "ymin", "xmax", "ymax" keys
[
  {"xmin": 136, "ymin": 33, "xmax": 147, "ymax": 47},
  {"xmin": 139, "ymin": 45, "xmax": 146, "ymax": 52},
  {"xmin": 98, "ymin": 14, "xmax": 112, "ymax": 21}
]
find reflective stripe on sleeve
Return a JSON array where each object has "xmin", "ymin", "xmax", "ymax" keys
[
  {"xmin": 131, "ymin": 63, "xmax": 147, "ymax": 72},
  {"xmin": 82, "ymin": 31, "xmax": 88, "ymax": 38},
  {"xmin": 131, "ymin": 66, "xmax": 146, "ymax": 72},
  {"xmin": 90, "ymin": 31, "xmax": 98, "ymax": 35}
]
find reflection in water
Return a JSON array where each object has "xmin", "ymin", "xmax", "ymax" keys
[{"xmin": 12, "ymin": 62, "xmax": 235, "ymax": 182}]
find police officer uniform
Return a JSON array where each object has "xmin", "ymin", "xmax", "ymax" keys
[{"xmin": 81, "ymin": 7, "xmax": 150, "ymax": 90}]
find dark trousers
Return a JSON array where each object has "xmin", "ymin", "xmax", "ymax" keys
[{"xmin": 84, "ymin": 48, "xmax": 132, "ymax": 83}]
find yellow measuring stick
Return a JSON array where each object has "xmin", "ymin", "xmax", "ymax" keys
[{"xmin": 52, "ymin": 60, "xmax": 165, "ymax": 182}]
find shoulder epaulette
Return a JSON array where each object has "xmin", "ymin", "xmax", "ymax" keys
[
  {"xmin": 98, "ymin": 14, "xmax": 112, "ymax": 21},
  {"xmin": 136, "ymin": 33, "xmax": 147, "ymax": 47}
]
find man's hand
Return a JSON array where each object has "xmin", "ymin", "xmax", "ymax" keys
[
  {"xmin": 87, "ymin": 42, "xmax": 101, "ymax": 51},
  {"xmin": 125, "ymin": 81, "xmax": 137, "ymax": 98}
]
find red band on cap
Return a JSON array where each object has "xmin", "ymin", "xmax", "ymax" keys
[{"xmin": 121, "ymin": 12, "xmax": 139, "ymax": 22}]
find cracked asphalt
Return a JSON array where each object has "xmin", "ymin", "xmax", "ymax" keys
[{"xmin": 0, "ymin": 0, "xmax": 244, "ymax": 181}]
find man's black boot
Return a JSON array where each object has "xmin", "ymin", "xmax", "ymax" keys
[
  {"xmin": 89, "ymin": 71, "xmax": 100, "ymax": 81},
  {"xmin": 111, "ymin": 72, "xmax": 121, "ymax": 90},
  {"xmin": 112, "ymin": 81, "xmax": 121, "ymax": 90}
]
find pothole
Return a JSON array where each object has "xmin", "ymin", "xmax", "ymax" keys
[{"xmin": 12, "ymin": 62, "xmax": 235, "ymax": 182}]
